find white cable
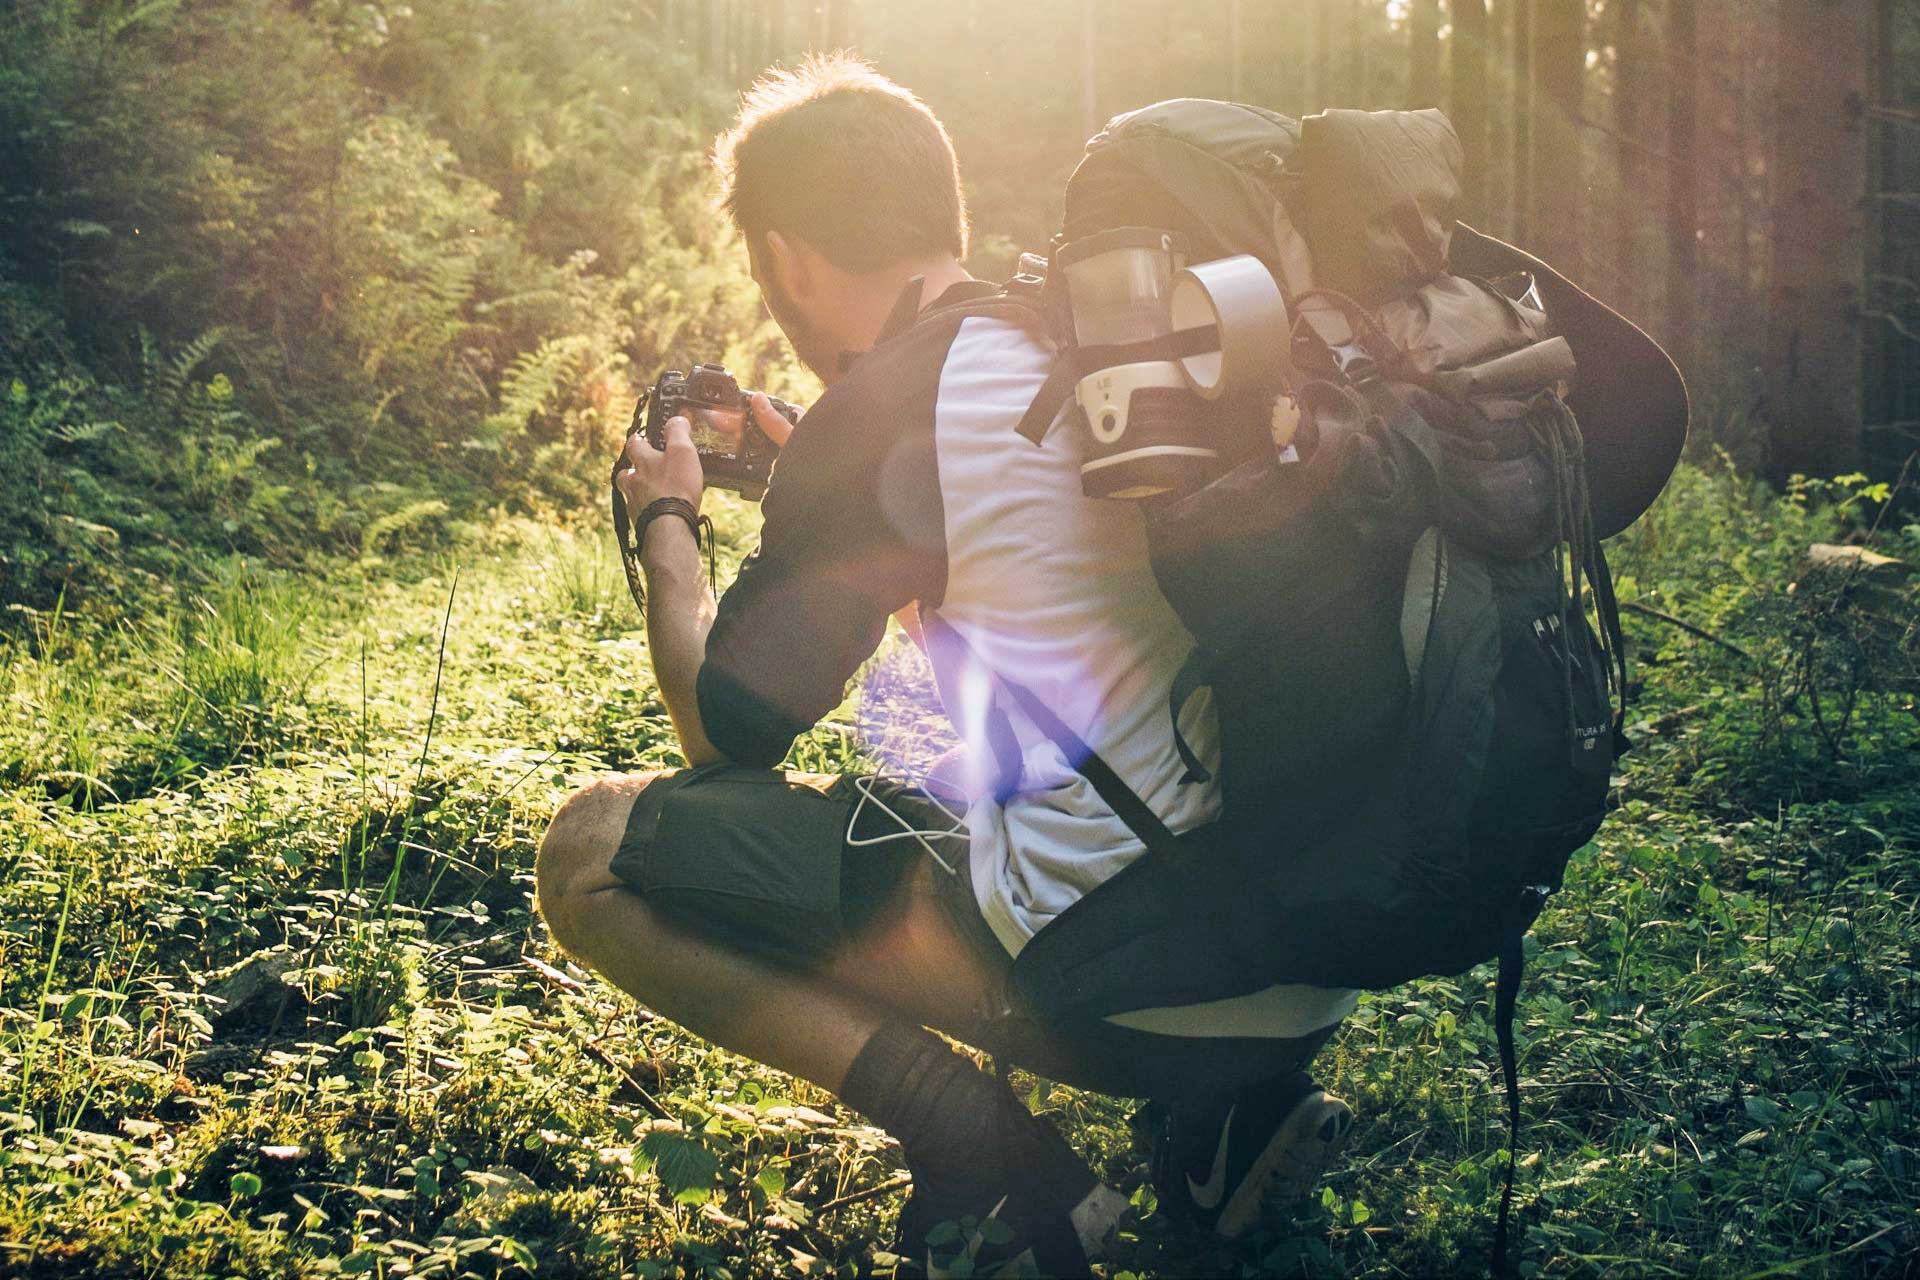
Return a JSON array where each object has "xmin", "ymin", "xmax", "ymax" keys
[{"xmin": 844, "ymin": 773, "xmax": 968, "ymax": 877}]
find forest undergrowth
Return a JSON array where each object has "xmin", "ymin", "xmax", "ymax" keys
[
  {"xmin": 2, "ymin": 456, "xmax": 1916, "ymax": 1280},
  {"xmin": 5, "ymin": 1, "xmax": 1917, "ymax": 1273}
]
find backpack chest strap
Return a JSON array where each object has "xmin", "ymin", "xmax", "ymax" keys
[{"xmin": 1014, "ymin": 324, "xmax": 1224, "ymax": 445}]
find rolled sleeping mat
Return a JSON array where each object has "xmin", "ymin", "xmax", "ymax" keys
[
  {"xmin": 1448, "ymin": 222, "xmax": 1689, "ymax": 540},
  {"xmin": 1429, "ymin": 335, "xmax": 1578, "ymax": 404}
]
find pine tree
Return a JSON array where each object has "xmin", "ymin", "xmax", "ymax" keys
[
  {"xmin": 1453, "ymin": 0, "xmax": 1491, "ymax": 225},
  {"xmin": 1665, "ymin": 0, "xmax": 1697, "ymax": 367},
  {"xmin": 1410, "ymin": 0, "xmax": 1441, "ymax": 108},
  {"xmin": 1767, "ymin": 0, "xmax": 1872, "ymax": 478},
  {"xmin": 1512, "ymin": 0, "xmax": 1533, "ymax": 244},
  {"xmin": 1532, "ymin": 0, "xmax": 1584, "ymax": 265},
  {"xmin": 1611, "ymin": 0, "xmax": 1645, "ymax": 315}
]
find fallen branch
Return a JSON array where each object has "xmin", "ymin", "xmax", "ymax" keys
[
  {"xmin": 817, "ymin": 1174, "xmax": 913, "ymax": 1216},
  {"xmin": 1621, "ymin": 601, "xmax": 1755, "ymax": 664},
  {"xmin": 578, "ymin": 1039, "xmax": 672, "ymax": 1120}
]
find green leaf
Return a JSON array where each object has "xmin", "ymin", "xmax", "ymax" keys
[
  {"xmin": 1744, "ymin": 1096, "xmax": 1783, "ymax": 1127},
  {"xmin": 975, "ymin": 1214, "xmax": 1015, "ymax": 1245},
  {"xmin": 638, "ymin": 1131, "xmax": 718, "ymax": 1201},
  {"xmin": 229, "ymin": 1171, "xmax": 262, "ymax": 1198},
  {"xmin": 498, "ymin": 1236, "xmax": 538, "ymax": 1271},
  {"xmin": 754, "ymin": 1164, "xmax": 786, "ymax": 1198}
]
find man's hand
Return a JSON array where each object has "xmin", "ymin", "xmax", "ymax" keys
[
  {"xmin": 612, "ymin": 392, "xmax": 797, "ymax": 771},
  {"xmin": 748, "ymin": 392, "xmax": 799, "ymax": 449},
  {"xmin": 616, "ymin": 415, "xmax": 704, "ymax": 519}
]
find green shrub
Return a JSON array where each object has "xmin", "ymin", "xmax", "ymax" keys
[{"xmin": 1612, "ymin": 456, "xmax": 1920, "ymax": 810}]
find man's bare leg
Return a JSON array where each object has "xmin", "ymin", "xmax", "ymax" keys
[
  {"xmin": 534, "ymin": 772, "xmax": 1122, "ymax": 1272},
  {"xmin": 534, "ymin": 773, "xmax": 1005, "ymax": 1091}
]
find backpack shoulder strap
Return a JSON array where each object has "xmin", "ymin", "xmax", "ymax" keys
[
  {"xmin": 876, "ymin": 274, "xmax": 927, "ymax": 344},
  {"xmin": 918, "ymin": 611, "xmax": 1182, "ymax": 863}
]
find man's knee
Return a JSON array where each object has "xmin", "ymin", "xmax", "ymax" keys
[{"xmin": 534, "ymin": 772, "xmax": 662, "ymax": 950}]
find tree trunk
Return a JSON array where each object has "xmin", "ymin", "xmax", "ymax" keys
[
  {"xmin": 1532, "ymin": 0, "xmax": 1583, "ymax": 265},
  {"xmin": 1766, "ymin": 0, "xmax": 1871, "ymax": 480},
  {"xmin": 1512, "ymin": 0, "xmax": 1533, "ymax": 245},
  {"xmin": 1410, "ymin": 0, "xmax": 1441, "ymax": 108},
  {"xmin": 1228, "ymin": 0, "xmax": 1244, "ymax": 100},
  {"xmin": 1311, "ymin": 0, "xmax": 1334, "ymax": 108},
  {"xmin": 1082, "ymin": 0, "xmax": 1098, "ymax": 139},
  {"xmin": 1349, "ymin": 0, "xmax": 1369, "ymax": 105},
  {"xmin": 825, "ymin": 0, "xmax": 857, "ymax": 49},
  {"xmin": 1487, "ymin": 0, "xmax": 1513, "ymax": 238},
  {"xmin": 1866, "ymin": 0, "xmax": 1906, "ymax": 472},
  {"xmin": 1453, "ymin": 0, "xmax": 1490, "ymax": 225},
  {"xmin": 696, "ymin": 0, "xmax": 713, "ymax": 71},
  {"xmin": 767, "ymin": 0, "xmax": 786, "ymax": 62},
  {"xmin": 1732, "ymin": 1, "xmax": 1756, "ymax": 361},
  {"xmin": 1665, "ymin": 0, "xmax": 1698, "ymax": 376},
  {"xmin": 1612, "ymin": 0, "xmax": 1643, "ymax": 315}
]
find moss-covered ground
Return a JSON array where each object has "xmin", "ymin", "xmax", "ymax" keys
[{"xmin": 2, "ymin": 466, "xmax": 1915, "ymax": 1279}]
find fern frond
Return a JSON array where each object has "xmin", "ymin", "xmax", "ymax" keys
[
  {"xmin": 51, "ymin": 419, "xmax": 123, "ymax": 446},
  {"xmin": 150, "ymin": 327, "xmax": 232, "ymax": 408},
  {"xmin": 359, "ymin": 499, "xmax": 450, "ymax": 560},
  {"xmin": 493, "ymin": 335, "xmax": 594, "ymax": 436}
]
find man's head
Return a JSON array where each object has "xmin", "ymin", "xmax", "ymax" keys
[{"xmin": 713, "ymin": 55, "xmax": 971, "ymax": 380}]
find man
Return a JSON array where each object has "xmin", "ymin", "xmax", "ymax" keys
[{"xmin": 535, "ymin": 55, "xmax": 1355, "ymax": 1274}]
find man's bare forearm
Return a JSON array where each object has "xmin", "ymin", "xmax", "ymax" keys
[{"xmin": 640, "ymin": 518, "xmax": 723, "ymax": 766}]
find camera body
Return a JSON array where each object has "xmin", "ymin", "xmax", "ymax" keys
[{"xmin": 633, "ymin": 363, "xmax": 800, "ymax": 501}]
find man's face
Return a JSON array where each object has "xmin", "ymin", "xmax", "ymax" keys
[{"xmin": 748, "ymin": 237, "xmax": 839, "ymax": 380}]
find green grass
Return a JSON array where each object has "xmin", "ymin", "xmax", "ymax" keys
[{"xmin": 0, "ymin": 472, "xmax": 1914, "ymax": 1278}]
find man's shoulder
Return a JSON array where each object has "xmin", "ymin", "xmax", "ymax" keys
[{"xmin": 782, "ymin": 300, "xmax": 1048, "ymax": 463}]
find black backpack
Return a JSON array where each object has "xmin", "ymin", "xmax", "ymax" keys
[{"xmin": 923, "ymin": 100, "xmax": 1688, "ymax": 1266}]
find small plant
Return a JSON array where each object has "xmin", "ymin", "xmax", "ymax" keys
[{"xmin": 538, "ymin": 525, "xmax": 620, "ymax": 629}]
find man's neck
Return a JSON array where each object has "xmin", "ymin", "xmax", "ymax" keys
[
  {"xmin": 908, "ymin": 258, "xmax": 975, "ymax": 313},
  {"xmin": 824, "ymin": 256, "xmax": 974, "ymax": 382}
]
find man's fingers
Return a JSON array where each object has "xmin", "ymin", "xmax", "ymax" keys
[
  {"xmin": 624, "ymin": 428, "xmax": 661, "ymax": 470},
  {"xmin": 748, "ymin": 393, "xmax": 796, "ymax": 448},
  {"xmin": 614, "ymin": 464, "xmax": 643, "ymax": 508},
  {"xmin": 663, "ymin": 415, "xmax": 698, "ymax": 459}
]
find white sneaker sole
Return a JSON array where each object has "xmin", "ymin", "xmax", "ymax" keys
[
  {"xmin": 1214, "ymin": 1090, "xmax": 1356, "ymax": 1240},
  {"xmin": 922, "ymin": 1184, "xmax": 1127, "ymax": 1278},
  {"xmin": 1072, "ymin": 1182, "xmax": 1129, "ymax": 1260}
]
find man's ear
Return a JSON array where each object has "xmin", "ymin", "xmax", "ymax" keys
[{"xmin": 763, "ymin": 230, "xmax": 816, "ymax": 306}]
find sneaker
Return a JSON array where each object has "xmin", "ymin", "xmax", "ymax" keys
[
  {"xmin": 893, "ymin": 1079, "xmax": 1125, "ymax": 1277},
  {"xmin": 1151, "ymin": 1077, "xmax": 1355, "ymax": 1239}
]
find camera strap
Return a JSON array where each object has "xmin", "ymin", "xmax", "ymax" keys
[{"xmin": 611, "ymin": 477, "xmax": 715, "ymax": 618}]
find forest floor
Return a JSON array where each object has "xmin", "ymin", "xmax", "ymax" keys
[{"xmin": 1, "ymin": 474, "xmax": 1916, "ymax": 1279}]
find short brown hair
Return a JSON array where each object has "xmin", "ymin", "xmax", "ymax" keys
[{"xmin": 713, "ymin": 55, "xmax": 969, "ymax": 273}]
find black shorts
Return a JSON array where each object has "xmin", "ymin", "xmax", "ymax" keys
[{"xmin": 610, "ymin": 763, "xmax": 1336, "ymax": 1101}]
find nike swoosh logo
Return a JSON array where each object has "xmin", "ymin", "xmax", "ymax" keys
[{"xmin": 1186, "ymin": 1105, "xmax": 1235, "ymax": 1210}]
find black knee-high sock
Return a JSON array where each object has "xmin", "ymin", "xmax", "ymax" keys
[
  {"xmin": 839, "ymin": 1019, "xmax": 1092, "ymax": 1202},
  {"xmin": 839, "ymin": 1021, "xmax": 998, "ymax": 1168}
]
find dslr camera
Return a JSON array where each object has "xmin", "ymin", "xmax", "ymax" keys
[{"xmin": 630, "ymin": 362, "xmax": 801, "ymax": 501}]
